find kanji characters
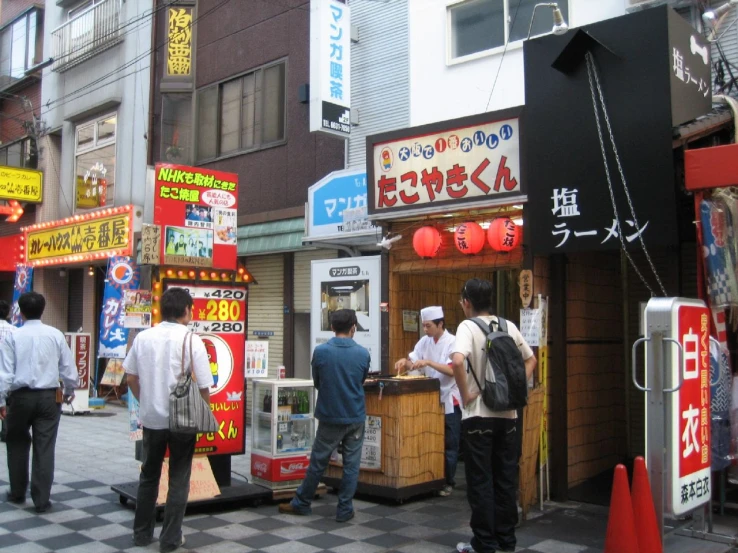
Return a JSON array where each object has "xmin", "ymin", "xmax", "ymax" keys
[
  {"xmin": 681, "ymin": 404, "xmax": 700, "ymax": 458},
  {"xmin": 673, "ymin": 47, "xmax": 684, "ymax": 81},
  {"xmin": 551, "ymin": 188, "xmax": 581, "ymax": 217}
]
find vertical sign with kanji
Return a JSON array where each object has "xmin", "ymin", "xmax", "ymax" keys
[
  {"xmin": 309, "ymin": 0, "xmax": 351, "ymax": 137},
  {"xmin": 98, "ymin": 257, "xmax": 140, "ymax": 359},
  {"xmin": 670, "ymin": 301, "xmax": 711, "ymax": 516},
  {"xmin": 166, "ymin": 7, "xmax": 193, "ymax": 77}
]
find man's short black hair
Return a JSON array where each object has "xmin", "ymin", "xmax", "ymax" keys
[
  {"xmin": 461, "ymin": 278, "xmax": 494, "ymax": 313},
  {"xmin": 431, "ymin": 318, "xmax": 445, "ymax": 329},
  {"xmin": 0, "ymin": 300, "xmax": 11, "ymax": 321},
  {"xmin": 330, "ymin": 309, "xmax": 357, "ymax": 334},
  {"xmin": 18, "ymin": 292, "xmax": 45, "ymax": 320},
  {"xmin": 161, "ymin": 287, "xmax": 193, "ymax": 320}
]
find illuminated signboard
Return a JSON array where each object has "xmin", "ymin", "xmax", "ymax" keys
[
  {"xmin": 22, "ymin": 205, "xmax": 134, "ymax": 267},
  {"xmin": 167, "ymin": 7, "xmax": 193, "ymax": 76},
  {"xmin": 0, "ymin": 166, "xmax": 43, "ymax": 203}
]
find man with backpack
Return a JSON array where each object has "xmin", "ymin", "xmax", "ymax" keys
[{"xmin": 451, "ymin": 278, "xmax": 537, "ymax": 553}]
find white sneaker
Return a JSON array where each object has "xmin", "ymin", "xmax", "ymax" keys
[
  {"xmin": 439, "ymin": 485, "xmax": 453, "ymax": 497},
  {"xmin": 456, "ymin": 543, "xmax": 476, "ymax": 553}
]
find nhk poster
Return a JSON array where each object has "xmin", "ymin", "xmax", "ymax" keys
[
  {"xmin": 155, "ymin": 164, "xmax": 238, "ymax": 270},
  {"xmin": 165, "ymin": 282, "xmax": 246, "ymax": 456}
]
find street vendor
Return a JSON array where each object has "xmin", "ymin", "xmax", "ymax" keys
[{"xmin": 394, "ymin": 306, "xmax": 461, "ymax": 497}]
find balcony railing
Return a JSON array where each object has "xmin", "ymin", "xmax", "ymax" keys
[{"xmin": 52, "ymin": 0, "xmax": 122, "ymax": 72}]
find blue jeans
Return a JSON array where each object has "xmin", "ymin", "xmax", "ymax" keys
[
  {"xmin": 291, "ymin": 421, "xmax": 364, "ymax": 519},
  {"xmin": 445, "ymin": 406, "xmax": 462, "ymax": 487}
]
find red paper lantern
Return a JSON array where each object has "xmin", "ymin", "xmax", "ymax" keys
[
  {"xmin": 454, "ymin": 222, "xmax": 485, "ymax": 255},
  {"xmin": 488, "ymin": 217, "xmax": 521, "ymax": 252},
  {"xmin": 413, "ymin": 226, "xmax": 442, "ymax": 258}
]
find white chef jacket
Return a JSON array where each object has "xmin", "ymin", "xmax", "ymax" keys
[{"xmin": 408, "ymin": 330, "xmax": 460, "ymax": 415}]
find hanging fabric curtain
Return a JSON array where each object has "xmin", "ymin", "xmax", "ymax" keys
[{"xmin": 700, "ymin": 199, "xmax": 738, "ymax": 309}]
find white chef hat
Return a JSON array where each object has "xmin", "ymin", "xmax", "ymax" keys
[{"xmin": 420, "ymin": 306, "xmax": 444, "ymax": 322}]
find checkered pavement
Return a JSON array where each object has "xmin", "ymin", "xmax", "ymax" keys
[{"xmin": 0, "ymin": 405, "xmax": 613, "ymax": 553}]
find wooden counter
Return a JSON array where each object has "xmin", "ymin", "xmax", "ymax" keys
[{"xmin": 321, "ymin": 377, "xmax": 445, "ymax": 502}]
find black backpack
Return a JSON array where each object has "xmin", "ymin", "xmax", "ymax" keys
[{"xmin": 467, "ymin": 317, "xmax": 528, "ymax": 411}]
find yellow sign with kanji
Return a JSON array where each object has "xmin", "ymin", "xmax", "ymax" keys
[
  {"xmin": 0, "ymin": 166, "xmax": 43, "ymax": 203},
  {"xmin": 26, "ymin": 212, "xmax": 132, "ymax": 263},
  {"xmin": 167, "ymin": 7, "xmax": 193, "ymax": 76}
]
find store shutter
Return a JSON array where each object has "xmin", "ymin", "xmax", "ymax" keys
[
  {"xmin": 244, "ymin": 255, "xmax": 284, "ymax": 424},
  {"xmin": 293, "ymin": 249, "xmax": 336, "ymax": 313},
  {"xmin": 67, "ymin": 269, "xmax": 85, "ymax": 332}
]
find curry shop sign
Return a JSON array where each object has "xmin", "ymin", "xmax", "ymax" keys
[{"xmin": 21, "ymin": 205, "xmax": 134, "ymax": 267}]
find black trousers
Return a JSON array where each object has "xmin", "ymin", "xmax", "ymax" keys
[
  {"xmin": 5, "ymin": 388, "xmax": 61, "ymax": 508},
  {"xmin": 134, "ymin": 428, "xmax": 196, "ymax": 551},
  {"xmin": 462, "ymin": 416, "xmax": 519, "ymax": 553}
]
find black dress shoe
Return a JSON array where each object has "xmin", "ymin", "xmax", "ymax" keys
[
  {"xmin": 34, "ymin": 501, "xmax": 51, "ymax": 513},
  {"xmin": 6, "ymin": 492, "xmax": 25, "ymax": 504}
]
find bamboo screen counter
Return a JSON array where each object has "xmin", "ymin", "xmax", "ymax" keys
[{"xmin": 321, "ymin": 377, "xmax": 445, "ymax": 502}]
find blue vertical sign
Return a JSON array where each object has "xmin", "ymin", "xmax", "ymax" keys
[
  {"xmin": 98, "ymin": 256, "xmax": 140, "ymax": 359},
  {"xmin": 11, "ymin": 264, "xmax": 33, "ymax": 327}
]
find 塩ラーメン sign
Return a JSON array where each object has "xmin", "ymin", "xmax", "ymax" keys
[
  {"xmin": 0, "ymin": 166, "xmax": 43, "ymax": 202},
  {"xmin": 309, "ymin": 0, "xmax": 351, "ymax": 137},
  {"xmin": 166, "ymin": 282, "xmax": 247, "ymax": 456},
  {"xmin": 23, "ymin": 205, "xmax": 134, "ymax": 266},
  {"xmin": 367, "ymin": 108, "xmax": 523, "ymax": 219},
  {"xmin": 155, "ymin": 164, "xmax": 238, "ymax": 271}
]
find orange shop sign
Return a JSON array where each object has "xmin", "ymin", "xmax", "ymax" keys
[{"xmin": 22, "ymin": 205, "xmax": 134, "ymax": 267}]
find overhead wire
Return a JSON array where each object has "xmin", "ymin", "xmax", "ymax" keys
[
  {"xmin": 484, "ymin": 2, "xmax": 523, "ymax": 112},
  {"xmin": 40, "ymin": 0, "xmax": 232, "ymax": 119}
]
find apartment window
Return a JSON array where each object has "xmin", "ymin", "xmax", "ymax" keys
[
  {"xmin": 0, "ymin": 9, "xmax": 43, "ymax": 87},
  {"xmin": 75, "ymin": 112, "xmax": 117, "ymax": 210},
  {"xmin": 0, "ymin": 138, "xmax": 36, "ymax": 168},
  {"xmin": 448, "ymin": 0, "xmax": 569, "ymax": 60},
  {"xmin": 68, "ymin": 0, "xmax": 104, "ymax": 20},
  {"xmin": 161, "ymin": 94, "xmax": 193, "ymax": 164},
  {"xmin": 196, "ymin": 61, "xmax": 286, "ymax": 162}
]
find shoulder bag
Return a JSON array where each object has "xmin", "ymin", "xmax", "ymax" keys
[{"xmin": 169, "ymin": 332, "xmax": 219, "ymax": 434}]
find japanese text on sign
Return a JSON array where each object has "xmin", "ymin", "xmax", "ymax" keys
[
  {"xmin": 329, "ymin": 266, "xmax": 360, "ymax": 278},
  {"xmin": 371, "ymin": 118, "xmax": 520, "ymax": 214},
  {"xmin": 27, "ymin": 213, "xmax": 130, "ymax": 261},
  {"xmin": 0, "ymin": 166, "xmax": 42, "ymax": 202},
  {"xmin": 157, "ymin": 166, "xmax": 236, "ymax": 193},
  {"xmin": 330, "ymin": 415, "xmax": 381, "ymax": 471},
  {"xmin": 167, "ymin": 8, "xmax": 192, "ymax": 76},
  {"xmin": 550, "ymin": 187, "xmax": 649, "ymax": 248}
]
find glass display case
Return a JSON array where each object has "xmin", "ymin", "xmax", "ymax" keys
[{"xmin": 250, "ymin": 378, "xmax": 316, "ymax": 486}]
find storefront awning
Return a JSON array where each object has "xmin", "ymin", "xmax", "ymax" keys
[{"xmin": 237, "ymin": 218, "xmax": 306, "ymax": 256}]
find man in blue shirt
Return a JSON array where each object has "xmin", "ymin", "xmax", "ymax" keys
[
  {"xmin": 279, "ymin": 309, "xmax": 370, "ymax": 522},
  {"xmin": 0, "ymin": 292, "xmax": 77, "ymax": 513}
]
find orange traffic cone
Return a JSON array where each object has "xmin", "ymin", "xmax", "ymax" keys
[
  {"xmin": 631, "ymin": 456, "xmax": 662, "ymax": 553},
  {"xmin": 604, "ymin": 464, "xmax": 640, "ymax": 553}
]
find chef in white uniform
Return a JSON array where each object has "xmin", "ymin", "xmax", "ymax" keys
[{"xmin": 394, "ymin": 306, "xmax": 461, "ymax": 496}]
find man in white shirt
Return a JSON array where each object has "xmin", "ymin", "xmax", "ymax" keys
[
  {"xmin": 124, "ymin": 287, "xmax": 213, "ymax": 553},
  {"xmin": 394, "ymin": 306, "xmax": 461, "ymax": 497},
  {"xmin": 452, "ymin": 279, "xmax": 536, "ymax": 553},
  {"xmin": 0, "ymin": 292, "xmax": 77, "ymax": 513},
  {"xmin": 0, "ymin": 300, "xmax": 17, "ymax": 443}
]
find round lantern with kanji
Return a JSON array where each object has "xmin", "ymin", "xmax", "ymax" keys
[
  {"xmin": 488, "ymin": 218, "xmax": 521, "ymax": 252},
  {"xmin": 454, "ymin": 222, "xmax": 485, "ymax": 255},
  {"xmin": 413, "ymin": 226, "xmax": 442, "ymax": 258}
]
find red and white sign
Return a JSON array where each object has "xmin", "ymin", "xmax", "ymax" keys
[
  {"xmin": 154, "ymin": 163, "xmax": 238, "ymax": 271},
  {"xmin": 63, "ymin": 333, "xmax": 92, "ymax": 414},
  {"xmin": 165, "ymin": 282, "xmax": 247, "ymax": 456},
  {"xmin": 367, "ymin": 109, "xmax": 522, "ymax": 218},
  {"xmin": 671, "ymin": 302, "xmax": 711, "ymax": 516},
  {"xmin": 250, "ymin": 453, "xmax": 310, "ymax": 482}
]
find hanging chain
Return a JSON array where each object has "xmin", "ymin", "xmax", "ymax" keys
[{"xmin": 585, "ymin": 52, "xmax": 668, "ymax": 297}]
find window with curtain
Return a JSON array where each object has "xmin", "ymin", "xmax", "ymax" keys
[{"xmin": 196, "ymin": 61, "xmax": 286, "ymax": 162}]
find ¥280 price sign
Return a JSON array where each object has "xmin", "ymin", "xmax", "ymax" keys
[{"xmin": 189, "ymin": 286, "xmax": 246, "ymax": 333}]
